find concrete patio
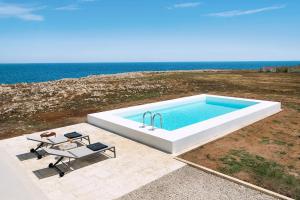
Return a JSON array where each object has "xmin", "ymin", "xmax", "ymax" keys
[
  {"xmin": 0, "ymin": 123, "xmax": 278, "ymax": 200},
  {"xmin": 0, "ymin": 123, "xmax": 184, "ymax": 200}
]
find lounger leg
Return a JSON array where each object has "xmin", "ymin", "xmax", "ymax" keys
[
  {"xmin": 49, "ymin": 156, "xmax": 65, "ymax": 177},
  {"xmin": 108, "ymin": 147, "xmax": 116, "ymax": 158},
  {"xmin": 80, "ymin": 136, "xmax": 90, "ymax": 145},
  {"xmin": 30, "ymin": 142, "xmax": 45, "ymax": 159},
  {"xmin": 84, "ymin": 136, "xmax": 91, "ymax": 144},
  {"xmin": 53, "ymin": 157, "xmax": 64, "ymax": 167},
  {"xmin": 106, "ymin": 147, "xmax": 116, "ymax": 158}
]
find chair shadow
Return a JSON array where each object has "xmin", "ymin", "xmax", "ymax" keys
[
  {"xmin": 32, "ymin": 153, "xmax": 109, "ymax": 179},
  {"xmin": 16, "ymin": 150, "xmax": 46, "ymax": 161}
]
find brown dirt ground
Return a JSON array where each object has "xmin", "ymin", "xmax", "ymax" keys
[{"xmin": 177, "ymin": 72, "xmax": 300, "ymax": 199}]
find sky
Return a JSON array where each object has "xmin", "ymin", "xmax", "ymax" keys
[{"xmin": 0, "ymin": 0, "xmax": 299, "ymax": 63}]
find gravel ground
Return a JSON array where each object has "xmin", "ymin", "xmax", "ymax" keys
[{"xmin": 117, "ymin": 166, "xmax": 278, "ymax": 200}]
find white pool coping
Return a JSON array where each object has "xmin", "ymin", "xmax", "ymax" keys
[{"xmin": 87, "ymin": 94, "xmax": 281, "ymax": 153}]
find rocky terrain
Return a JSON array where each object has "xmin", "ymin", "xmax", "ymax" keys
[
  {"xmin": 0, "ymin": 72, "xmax": 179, "ymax": 138},
  {"xmin": 0, "ymin": 73, "xmax": 167, "ymax": 121}
]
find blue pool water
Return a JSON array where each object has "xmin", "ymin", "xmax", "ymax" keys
[
  {"xmin": 0, "ymin": 61, "xmax": 299, "ymax": 84},
  {"xmin": 124, "ymin": 99, "xmax": 257, "ymax": 131}
]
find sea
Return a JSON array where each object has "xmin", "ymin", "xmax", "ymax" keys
[{"xmin": 0, "ymin": 61, "xmax": 299, "ymax": 84}]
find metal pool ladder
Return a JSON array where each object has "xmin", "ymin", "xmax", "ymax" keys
[
  {"xmin": 150, "ymin": 113, "xmax": 163, "ymax": 131},
  {"xmin": 141, "ymin": 111, "xmax": 153, "ymax": 128}
]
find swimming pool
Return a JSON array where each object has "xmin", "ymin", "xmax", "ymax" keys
[
  {"xmin": 123, "ymin": 97, "xmax": 258, "ymax": 131},
  {"xmin": 88, "ymin": 94, "xmax": 281, "ymax": 153}
]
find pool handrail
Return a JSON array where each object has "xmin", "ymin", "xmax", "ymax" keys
[
  {"xmin": 151, "ymin": 113, "xmax": 163, "ymax": 130},
  {"xmin": 141, "ymin": 111, "xmax": 153, "ymax": 128}
]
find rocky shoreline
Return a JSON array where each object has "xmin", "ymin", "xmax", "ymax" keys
[{"xmin": 0, "ymin": 72, "xmax": 161, "ymax": 121}]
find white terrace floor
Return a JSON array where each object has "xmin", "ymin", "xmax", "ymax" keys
[
  {"xmin": 0, "ymin": 123, "xmax": 185, "ymax": 200},
  {"xmin": 0, "ymin": 123, "xmax": 277, "ymax": 200}
]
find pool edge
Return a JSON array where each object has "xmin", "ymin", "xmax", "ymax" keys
[{"xmin": 87, "ymin": 94, "xmax": 282, "ymax": 154}]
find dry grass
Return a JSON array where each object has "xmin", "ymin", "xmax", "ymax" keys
[{"xmin": 177, "ymin": 72, "xmax": 300, "ymax": 199}]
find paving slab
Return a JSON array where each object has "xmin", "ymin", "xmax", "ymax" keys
[
  {"xmin": 0, "ymin": 123, "xmax": 185, "ymax": 200},
  {"xmin": 0, "ymin": 146, "xmax": 48, "ymax": 200}
]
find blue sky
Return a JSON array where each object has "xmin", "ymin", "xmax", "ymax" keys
[{"xmin": 0, "ymin": 0, "xmax": 299, "ymax": 63}]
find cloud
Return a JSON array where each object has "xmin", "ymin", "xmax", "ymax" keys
[
  {"xmin": 207, "ymin": 5, "xmax": 285, "ymax": 17},
  {"xmin": 0, "ymin": 3, "xmax": 44, "ymax": 21},
  {"xmin": 55, "ymin": 4, "xmax": 79, "ymax": 11},
  {"xmin": 56, "ymin": 0, "xmax": 96, "ymax": 11},
  {"xmin": 168, "ymin": 2, "xmax": 201, "ymax": 10}
]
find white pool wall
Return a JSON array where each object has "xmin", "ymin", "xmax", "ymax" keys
[
  {"xmin": 87, "ymin": 94, "xmax": 281, "ymax": 154},
  {"xmin": 87, "ymin": 114, "xmax": 173, "ymax": 152}
]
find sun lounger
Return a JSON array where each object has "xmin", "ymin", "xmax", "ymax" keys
[
  {"xmin": 44, "ymin": 142, "xmax": 116, "ymax": 177},
  {"xmin": 26, "ymin": 132, "xmax": 90, "ymax": 159}
]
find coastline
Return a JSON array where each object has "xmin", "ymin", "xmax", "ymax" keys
[
  {"xmin": 0, "ymin": 69, "xmax": 236, "ymax": 86},
  {"xmin": 1, "ymin": 61, "xmax": 299, "ymax": 84}
]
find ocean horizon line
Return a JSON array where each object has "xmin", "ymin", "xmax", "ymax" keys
[
  {"xmin": 1, "ymin": 61, "xmax": 299, "ymax": 84},
  {"xmin": 1, "ymin": 60, "xmax": 300, "ymax": 65}
]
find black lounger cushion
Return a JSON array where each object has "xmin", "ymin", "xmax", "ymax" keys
[
  {"xmin": 87, "ymin": 142, "xmax": 108, "ymax": 151},
  {"xmin": 64, "ymin": 132, "xmax": 82, "ymax": 139}
]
